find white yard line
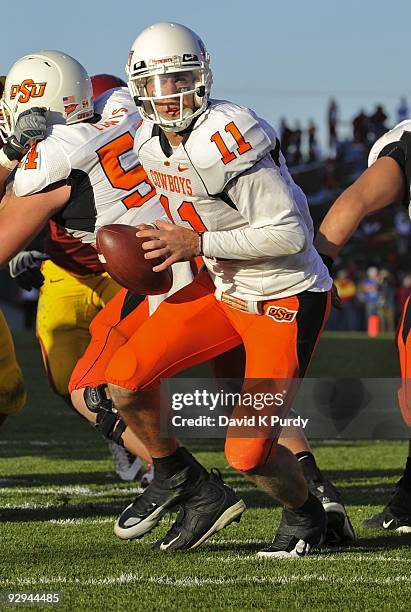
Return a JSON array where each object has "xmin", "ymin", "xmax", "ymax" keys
[
  {"xmin": 205, "ymin": 553, "xmax": 411, "ymax": 563},
  {"xmin": 0, "ymin": 486, "xmax": 141, "ymax": 496},
  {"xmin": 1, "ymin": 502, "xmax": 123, "ymax": 511},
  {"xmin": 1, "ymin": 573, "xmax": 411, "ymax": 588}
]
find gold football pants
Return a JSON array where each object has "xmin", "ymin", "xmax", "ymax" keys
[
  {"xmin": 0, "ymin": 308, "xmax": 26, "ymax": 415},
  {"xmin": 36, "ymin": 260, "xmax": 121, "ymax": 396}
]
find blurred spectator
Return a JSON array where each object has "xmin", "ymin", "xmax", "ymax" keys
[
  {"xmin": 327, "ymin": 98, "xmax": 338, "ymax": 156},
  {"xmin": 360, "ymin": 266, "xmax": 380, "ymax": 321},
  {"xmin": 377, "ymin": 269, "xmax": 396, "ymax": 332},
  {"xmin": 397, "ymin": 97, "xmax": 409, "ymax": 123},
  {"xmin": 398, "ymin": 275, "xmax": 411, "ymax": 314},
  {"xmin": 369, "ymin": 105, "xmax": 388, "ymax": 140},
  {"xmin": 352, "ymin": 110, "xmax": 369, "ymax": 144},
  {"xmin": 333, "ymin": 269, "xmax": 359, "ymax": 330},
  {"xmin": 290, "ymin": 121, "xmax": 302, "ymax": 165},
  {"xmin": 394, "ymin": 209, "xmax": 411, "ymax": 256},
  {"xmin": 362, "ymin": 218, "xmax": 382, "ymax": 237},
  {"xmin": 279, "ymin": 118, "xmax": 292, "ymax": 159},
  {"xmin": 307, "ymin": 120, "xmax": 319, "ymax": 162}
]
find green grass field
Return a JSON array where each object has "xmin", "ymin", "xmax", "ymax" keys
[{"xmin": 1, "ymin": 331, "xmax": 411, "ymax": 611}]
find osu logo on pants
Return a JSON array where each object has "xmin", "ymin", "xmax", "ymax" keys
[
  {"xmin": 10, "ymin": 80, "xmax": 47, "ymax": 104},
  {"xmin": 266, "ymin": 305, "xmax": 297, "ymax": 323}
]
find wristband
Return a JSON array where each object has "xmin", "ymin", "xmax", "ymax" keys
[
  {"xmin": 0, "ymin": 148, "xmax": 18, "ymax": 172},
  {"xmin": 197, "ymin": 232, "xmax": 205, "ymax": 256},
  {"xmin": 318, "ymin": 252, "xmax": 334, "ymax": 274}
]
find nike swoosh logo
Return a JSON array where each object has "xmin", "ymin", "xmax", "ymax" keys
[
  {"xmin": 383, "ymin": 518, "xmax": 394, "ymax": 528},
  {"xmin": 178, "ymin": 165, "xmax": 189, "ymax": 172}
]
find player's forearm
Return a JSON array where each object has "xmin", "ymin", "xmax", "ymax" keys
[
  {"xmin": 202, "ymin": 224, "xmax": 307, "ymax": 260},
  {"xmin": 314, "ymin": 185, "xmax": 371, "ymax": 259}
]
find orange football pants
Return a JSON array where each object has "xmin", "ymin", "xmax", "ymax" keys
[
  {"xmin": 397, "ymin": 296, "xmax": 411, "ymax": 428},
  {"xmin": 70, "ymin": 272, "xmax": 330, "ymax": 470}
]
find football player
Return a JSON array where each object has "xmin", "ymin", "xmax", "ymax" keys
[
  {"xmin": 0, "ymin": 52, "xmax": 190, "ymax": 471},
  {"xmin": 2, "ymin": 70, "xmax": 153, "ymax": 482},
  {"xmin": 69, "ymin": 23, "xmax": 338, "ymax": 556},
  {"xmin": 315, "ymin": 121, "xmax": 411, "ymax": 534}
]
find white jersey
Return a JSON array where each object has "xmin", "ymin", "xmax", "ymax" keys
[
  {"xmin": 134, "ymin": 99, "xmax": 331, "ymax": 301},
  {"xmin": 13, "ymin": 87, "xmax": 193, "ymax": 308},
  {"xmin": 368, "ymin": 120, "xmax": 411, "ymax": 166},
  {"xmin": 13, "ymin": 87, "xmax": 163, "ymax": 244}
]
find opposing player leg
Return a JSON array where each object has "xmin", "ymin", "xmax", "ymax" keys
[
  {"xmin": 363, "ymin": 296, "xmax": 411, "ymax": 532},
  {"xmin": 0, "ymin": 309, "xmax": 26, "ymax": 427},
  {"xmin": 37, "ymin": 261, "xmax": 120, "ymax": 398}
]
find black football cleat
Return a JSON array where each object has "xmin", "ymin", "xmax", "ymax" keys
[
  {"xmin": 114, "ymin": 462, "xmax": 207, "ymax": 540},
  {"xmin": 257, "ymin": 494, "xmax": 326, "ymax": 558},
  {"xmin": 308, "ymin": 477, "xmax": 356, "ymax": 545},
  {"xmin": 154, "ymin": 469, "xmax": 246, "ymax": 551},
  {"xmin": 363, "ymin": 480, "xmax": 411, "ymax": 533}
]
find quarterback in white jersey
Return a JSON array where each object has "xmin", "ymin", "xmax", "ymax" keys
[
  {"xmin": 72, "ymin": 22, "xmax": 345, "ymax": 557},
  {"xmin": 316, "ymin": 122, "xmax": 411, "ymax": 534},
  {"xmin": 134, "ymin": 99, "xmax": 330, "ymax": 300}
]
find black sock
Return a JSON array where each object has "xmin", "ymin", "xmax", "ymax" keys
[
  {"xmin": 295, "ymin": 451, "xmax": 324, "ymax": 483},
  {"xmin": 294, "ymin": 491, "xmax": 320, "ymax": 514},
  {"xmin": 152, "ymin": 447, "xmax": 196, "ymax": 480},
  {"xmin": 399, "ymin": 457, "xmax": 411, "ymax": 492}
]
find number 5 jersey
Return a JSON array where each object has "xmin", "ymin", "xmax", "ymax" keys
[
  {"xmin": 134, "ymin": 98, "xmax": 331, "ymax": 301},
  {"xmin": 13, "ymin": 87, "xmax": 163, "ymax": 245}
]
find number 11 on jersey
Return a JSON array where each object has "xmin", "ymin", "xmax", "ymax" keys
[
  {"xmin": 210, "ymin": 121, "xmax": 252, "ymax": 165},
  {"xmin": 159, "ymin": 195, "xmax": 207, "ymax": 232}
]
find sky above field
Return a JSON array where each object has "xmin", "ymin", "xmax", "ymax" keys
[{"xmin": 3, "ymin": 0, "xmax": 411, "ymax": 150}]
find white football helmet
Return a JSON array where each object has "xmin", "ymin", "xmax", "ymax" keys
[
  {"xmin": 0, "ymin": 50, "xmax": 93, "ymax": 141},
  {"xmin": 126, "ymin": 22, "xmax": 212, "ymax": 132}
]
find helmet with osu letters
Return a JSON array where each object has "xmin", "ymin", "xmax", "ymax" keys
[{"xmin": 0, "ymin": 50, "xmax": 93, "ymax": 140}]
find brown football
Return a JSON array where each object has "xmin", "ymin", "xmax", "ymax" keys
[{"xmin": 96, "ymin": 224, "xmax": 173, "ymax": 295}]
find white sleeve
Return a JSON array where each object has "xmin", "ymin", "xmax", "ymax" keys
[
  {"xmin": 202, "ymin": 155, "xmax": 308, "ymax": 260},
  {"xmin": 368, "ymin": 120, "xmax": 411, "ymax": 166},
  {"xmin": 13, "ymin": 137, "xmax": 71, "ymax": 197}
]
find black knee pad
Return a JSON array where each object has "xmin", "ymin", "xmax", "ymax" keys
[
  {"xmin": 95, "ymin": 411, "xmax": 127, "ymax": 446},
  {"xmin": 84, "ymin": 385, "xmax": 113, "ymax": 413},
  {"xmin": 84, "ymin": 385, "xmax": 126, "ymax": 446}
]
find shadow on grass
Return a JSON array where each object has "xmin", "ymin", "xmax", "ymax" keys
[
  {"xmin": 0, "ymin": 502, "xmax": 123, "ymax": 523},
  {"xmin": 0, "ymin": 471, "xmax": 126, "ymax": 486},
  {"xmin": 352, "ymin": 533, "xmax": 411, "ymax": 551}
]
